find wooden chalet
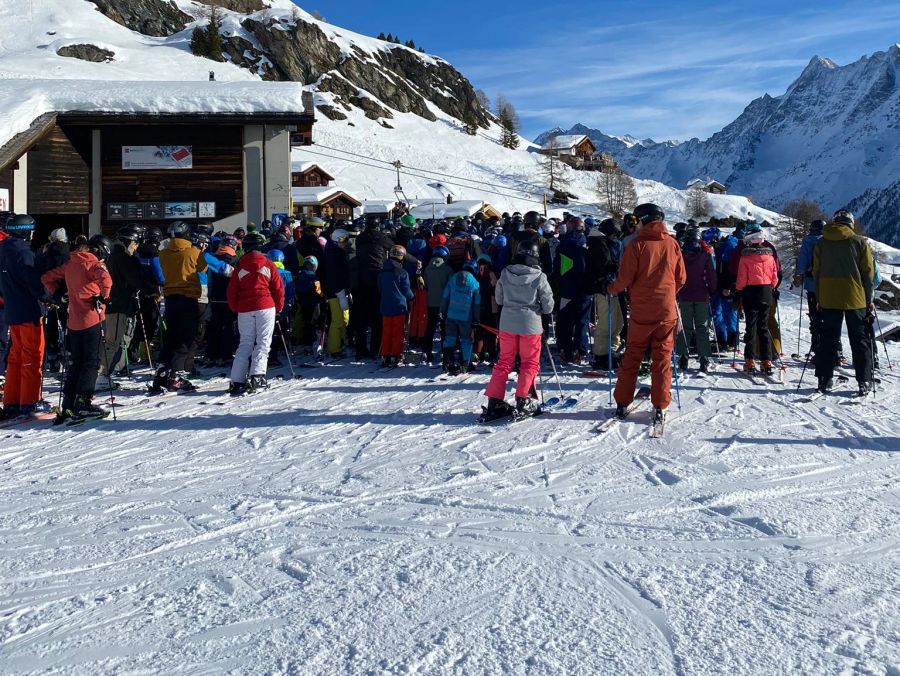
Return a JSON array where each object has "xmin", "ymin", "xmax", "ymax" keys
[
  {"xmin": 539, "ymin": 135, "xmax": 619, "ymax": 172},
  {"xmin": 687, "ymin": 178, "xmax": 728, "ymax": 194},
  {"xmin": 291, "ymin": 186, "xmax": 361, "ymax": 219},
  {"xmin": 0, "ymin": 81, "xmax": 315, "ymax": 241},
  {"xmin": 291, "ymin": 162, "xmax": 334, "ymax": 188}
]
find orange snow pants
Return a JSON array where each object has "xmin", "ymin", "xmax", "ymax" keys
[
  {"xmin": 614, "ymin": 319, "xmax": 676, "ymax": 410},
  {"xmin": 5, "ymin": 322, "xmax": 45, "ymax": 409}
]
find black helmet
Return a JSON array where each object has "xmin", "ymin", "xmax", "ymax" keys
[
  {"xmin": 242, "ymin": 232, "xmax": 266, "ymax": 252},
  {"xmin": 146, "ymin": 227, "xmax": 164, "ymax": 244},
  {"xmin": 833, "ymin": 209, "xmax": 854, "ymax": 227},
  {"xmin": 683, "ymin": 227, "xmax": 700, "ymax": 243},
  {"xmin": 168, "ymin": 221, "xmax": 191, "ymax": 239},
  {"xmin": 633, "ymin": 203, "xmax": 665, "ymax": 225},
  {"xmin": 88, "ymin": 234, "xmax": 114, "ymax": 261},
  {"xmin": 524, "ymin": 211, "xmax": 543, "ymax": 229},
  {"xmin": 810, "ymin": 219, "xmax": 826, "ymax": 232},
  {"xmin": 674, "ymin": 222, "xmax": 688, "ymax": 232},
  {"xmin": 193, "ymin": 222, "xmax": 214, "ymax": 236},
  {"xmin": 191, "ymin": 232, "xmax": 210, "ymax": 247},
  {"xmin": 117, "ymin": 225, "xmax": 143, "ymax": 244},
  {"xmin": 452, "ymin": 218, "xmax": 467, "ymax": 232},
  {"xmin": 514, "ymin": 240, "xmax": 541, "ymax": 268},
  {"xmin": 599, "ymin": 218, "xmax": 620, "ymax": 237},
  {"xmin": 4, "ymin": 213, "xmax": 36, "ymax": 238}
]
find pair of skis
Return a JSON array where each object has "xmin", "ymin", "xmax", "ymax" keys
[{"xmin": 477, "ymin": 395, "xmax": 578, "ymax": 426}]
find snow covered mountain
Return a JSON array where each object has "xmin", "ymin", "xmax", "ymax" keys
[
  {"xmin": 0, "ymin": 0, "xmax": 776, "ymax": 224},
  {"xmin": 538, "ymin": 45, "xmax": 900, "ymax": 244}
]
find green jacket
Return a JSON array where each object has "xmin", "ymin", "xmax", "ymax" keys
[{"xmin": 812, "ymin": 224, "xmax": 874, "ymax": 310}]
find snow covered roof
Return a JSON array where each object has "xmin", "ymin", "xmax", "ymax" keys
[
  {"xmin": 687, "ymin": 177, "xmax": 727, "ymax": 189},
  {"xmin": 0, "ymin": 79, "xmax": 314, "ymax": 159},
  {"xmin": 409, "ymin": 200, "xmax": 490, "ymax": 219},
  {"xmin": 291, "ymin": 162, "xmax": 334, "ymax": 179},
  {"xmin": 291, "ymin": 186, "xmax": 361, "ymax": 206},
  {"xmin": 356, "ymin": 200, "xmax": 401, "ymax": 215},
  {"xmin": 541, "ymin": 134, "xmax": 592, "ymax": 151}
]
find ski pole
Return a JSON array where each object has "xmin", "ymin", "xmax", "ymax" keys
[
  {"xmin": 670, "ymin": 343, "xmax": 682, "ymax": 411},
  {"xmin": 797, "ymin": 290, "xmax": 804, "ymax": 359},
  {"xmin": 55, "ymin": 308, "xmax": 69, "ymax": 412},
  {"xmin": 135, "ymin": 293, "xmax": 154, "ymax": 370},
  {"xmin": 275, "ymin": 317, "xmax": 298, "ymax": 380},
  {"xmin": 873, "ymin": 308, "xmax": 893, "ymax": 371},
  {"xmin": 543, "ymin": 332, "xmax": 565, "ymax": 402},
  {"xmin": 774, "ymin": 300, "xmax": 787, "ymax": 372},
  {"xmin": 731, "ymin": 304, "xmax": 740, "ymax": 369},
  {"xmin": 96, "ymin": 302, "xmax": 117, "ymax": 422},
  {"xmin": 708, "ymin": 301, "xmax": 721, "ymax": 357},
  {"xmin": 796, "ymin": 352, "xmax": 811, "ymax": 391},
  {"xmin": 607, "ymin": 293, "xmax": 613, "ymax": 406}
]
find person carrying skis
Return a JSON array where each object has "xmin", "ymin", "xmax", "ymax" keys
[
  {"xmin": 0, "ymin": 215, "xmax": 48, "ymax": 418},
  {"xmin": 735, "ymin": 227, "xmax": 779, "ymax": 375},
  {"xmin": 812, "ymin": 209, "xmax": 876, "ymax": 395},
  {"xmin": 482, "ymin": 241, "xmax": 554, "ymax": 421},
  {"xmin": 608, "ymin": 204, "xmax": 686, "ymax": 428},
  {"xmin": 423, "ymin": 245, "xmax": 454, "ymax": 365},
  {"xmin": 41, "ymin": 235, "xmax": 114, "ymax": 423},
  {"xmin": 794, "ymin": 219, "xmax": 826, "ymax": 362},
  {"xmin": 441, "ymin": 260, "xmax": 481, "ymax": 374},
  {"xmin": 226, "ymin": 232, "xmax": 285, "ymax": 395},
  {"xmin": 377, "ymin": 244, "xmax": 414, "ymax": 367},
  {"xmin": 151, "ymin": 221, "xmax": 208, "ymax": 393},
  {"xmin": 676, "ymin": 228, "xmax": 717, "ymax": 373}
]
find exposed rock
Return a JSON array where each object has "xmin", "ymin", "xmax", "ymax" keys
[
  {"xmin": 222, "ymin": 35, "xmax": 276, "ymax": 80},
  {"xmin": 316, "ymin": 104, "xmax": 348, "ymax": 122},
  {"xmin": 88, "ymin": 0, "xmax": 190, "ymax": 37},
  {"xmin": 243, "ymin": 17, "xmax": 341, "ymax": 84},
  {"xmin": 56, "ymin": 44, "xmax": 115, "ymax": 63},
  {"xmin": 194, "ymin": 0, "xmax": 267, "ymax": 11}
]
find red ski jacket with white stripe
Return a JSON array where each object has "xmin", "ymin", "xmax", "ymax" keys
[{"xmin": 226, "ymin": 251, "xmax": 285, "ymax": 314}]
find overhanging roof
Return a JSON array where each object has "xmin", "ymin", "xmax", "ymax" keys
[{"xmin": 0, "ymin": 113, "xmax": 57, "ymax": 174}]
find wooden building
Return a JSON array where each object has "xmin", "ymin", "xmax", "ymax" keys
[
  {"xmin": 291, "ymin": 162, "xmax": 334, "ymax": 188},
  {"xmin": 687, "ymin": 178, "xmax": 728, "ymax": 194},
  {"xmin": 291, "ymin": 187, "xmax": 361, "ymax": 219},
  {"xmin": 0, "ymin": 82, "xmax": 315, "ymax": 241},
  {"xmin": 539, "ymin": 134, "xmax": 597, "ymax": 160}
]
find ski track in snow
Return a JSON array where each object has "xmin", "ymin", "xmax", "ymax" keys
[{"xmin": 1, "ymin": 293, "xmax": 899, "ymax": 674}]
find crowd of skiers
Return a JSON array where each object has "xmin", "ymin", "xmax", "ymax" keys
[{"xmin": 0, "ymin": 200, "xmax": 883, "ymax": 426}]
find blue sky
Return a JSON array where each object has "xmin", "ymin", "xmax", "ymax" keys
[{"xmin": 306, "ymin": 1, "xmax": 900, "ymax": 142}]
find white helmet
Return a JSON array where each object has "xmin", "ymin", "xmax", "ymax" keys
[
  {"xmin": 49, "ymin": 228, "xmax": 68, "ymax": 243},
  {"xmin": 331, "ymin": 228, "xmax": 350, "ymax": 242}
]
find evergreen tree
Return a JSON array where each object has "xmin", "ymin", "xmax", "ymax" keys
[
  {"xmin": 462, "ymin": 110, "xmax": 478, "ymax": 136},
  {"xmin": 189, "ymin": 5, "xmax": 223, "ymax": 62},
  {"xmin": 496, "ymin": 96, "xmax": 521, "ymax": 149},
  {"xmin": 386, "ymin": 33, "xmax": 394, "ymax": 43},
  {"xmin": 393, "ymin": 36, "xmax": 401, "ymax": 44},
  {"xmin": 377, "ymin": 32, "xmax": 386, "ymax": 40}
]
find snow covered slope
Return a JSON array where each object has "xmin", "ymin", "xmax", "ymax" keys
[
  {"xmin": 1, "ymin": 291, "xmax": 898, "ymax": 673},
  {"xmin": 539, "ymin": 46, "xmax": 900, "ymax": 243},
  {"xmin": 0, "ymin": 0, "xmax": 771, "ymax": 223}
]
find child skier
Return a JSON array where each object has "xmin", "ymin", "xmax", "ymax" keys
[
  {"xmin": 377, "ymin": 244, "xmax": 414, "ymax": 367},
  {"xmin": 294, "ymin": 255, "xmax": 325, "ymax": 354},
  {"xmin": 473, "ymin": 254, "xmax": 499, "ymax": 363},
  {"xmin": 481, "ymin": 241, "xmax": 554, "ymax": 420},
  {"xmin": 735, "ymin": 227, "xmax": 779, "ymax": 375},
  {"xmin": 40, "ymin": 235, "xmax": 114, "ymax": 424},
  {"xmin": 441, "ymin": 260, "xmax": 481, "ymax": 374},
  {"xmin": 266, "ymin": 249, "xmax": 296, "ymax": 366},
  {"xmin": 408, "ymin": 271, "xmax": 429, "ymax": 353},
  {"xmin": 226, "ymin": 232, "xmax": 285, "ymax": 395}
]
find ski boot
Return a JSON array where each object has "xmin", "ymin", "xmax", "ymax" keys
[
  {"xmin": 149, "ymin": 368, "xmax": 169, "ymax": 394},
  {"xmin": 651, "ymin": 408, "xmax": 667, "ymax": 437},
  {"xmin": 228, "ymin": 381, "xmax": 249, "ymax": 397},
  {"xmin": 73, "ymin": 396, "xmax": 109, "ymax": 420},
  {"xmin": 614, "ymin": 405, "xmax": 628, "ymax": 420},
  {"xmin": 248, "ymin": 374, "xmax": 269, "ymax": 393},
  {"xmin": 858, "ymin": 381, "xmax": 873, "ymax": 397},
  {"xmin": 743, "ymin": 358, "xmax": 757, "ymax": 374},
  {"xmin": 380, "ymin": 357, "xmax": 393, "ymax": 368},
  {"xmin": 167, "ymin": 372, "xmax": 198, "ymax": 392},
  {"xmin": 678, "ymin": 355, "xmax": 689, "ymax": 372},
  {"xmin": 479, "ymin": 397, "xmax": 514, "ymax": 423},
  {"xmin": 699, "ymin": 356, "xmax": 710, "ymax": 373},
  {"xmin": 761, "ymin": 359, "xmax": 774, "ymax": 376},
  {"xmin": 816, "ymin": 376, "xmax": 833, "ymax": 394},
  {"xmin": 514, "ymin": 396, "xmax": 539, "ymax": 420}
]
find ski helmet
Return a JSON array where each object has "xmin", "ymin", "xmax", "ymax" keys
[
  {"xmin": 477, "ymin": 253, "xmax": 492, "ymax": 266},
  {"xmin": 4, "ymin": 214, "xmax": 35, "ymax": 237},
  {"xmin": 168, "ymin": 221, "xmax": 191, "ymax": 239},
  {"xmin": 267, "ymin": 249, "xmax": 285, "ymax": 263},
  {"xmin": 146, "ymin": 227, "xmax": 164, "ymax": 245},
  {"xmin": 832, "ymin": 209, "xmax": 855, "ymax": 226},
  {"xmin": 389, "ymin": 244, "xmax": 407, "ymax": 260},
  {"xmin": 306, "ymin": 216, "xmax": 326, "ymax": 231},
  {"xmin": 452, "ymin": 218, "xmax": 467, "ymax": 232},
  {"xmin": 191, "ymin": 233, "xmax": 211, "ymax": 248},
  {"xmin": 88, "ymin": 234, "xmax": 114, "ymax": 261},
  {"xmin": 193, "ymin": 222, "xmax": 214, "ymax": 237},
  {"xmin": 117, "ymin": 225, "xmax": 143, "ymax": 244},
  {"xmin": 241, "ymin": 232, "xmax": 266, "ymax": 252},
  {"xmin": 331, "ymin": 228, "xmax": 350, "ymax": 243},
  {"xmin": 809, "ymin": 219, "xmax": 826, "ymax": 233},
  {"xmin": 400, "ymin": 214, "xmax": 417, "ymax": 227},
  {"xmin": 304, "ymin": 255, "xmax": 319, "ymax": 269},
  {"xmin": 701, "ymin": 227, "xmax": 721, "ymax": 243},
  {"xmin": 633, "ymin": 203, "xmax": 665, "ymax": 225},
  {"xmin": 523, "ymin": 211, "xmax": 543, "ymax": 229},
  {"xmin": 599, "ymin": 218, "xmax": 620, "ymax": 237},
  {"xmin": 515, "ymin": 240, "xmax": 541, "ymax": 267},
  {"xmin": 49, "ymin": 228, "xmax": 68, "ymax": 243},
  {"xmin": 432, "ymin": 245, "xmax": 449, "ymax": 259},
  {"xmin": 462, "ymin": 260, "xmax": 478, "ymax": 274}
]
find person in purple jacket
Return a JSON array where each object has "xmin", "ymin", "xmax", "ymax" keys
[{"xmin": 676, "ymin": 228, "xmax": 717, "ymax": 373}]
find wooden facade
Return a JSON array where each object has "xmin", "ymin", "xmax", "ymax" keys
[
  {"xmin": 99, "ymin": 125, "xmax": 244, "ymax": 233},
  {"xmin": 294, "ymin": 192, "xmax": 361, "ymax": 219},
  {"xmin": 27, "ymin": 125, "xmax": 91, "ymax": 214},
  {"xmin": 291, "ymin": 164, "xmax": 334, "ymax": 187}
]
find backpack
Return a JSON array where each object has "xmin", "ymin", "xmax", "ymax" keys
[{"xmin": 446, "ymin": 235, "xmax": 471, "ymax": 267}]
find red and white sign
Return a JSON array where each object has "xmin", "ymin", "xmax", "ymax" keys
[{"xmin": 122, "ymin": 146, "xmax": 193, "ymax": 170}]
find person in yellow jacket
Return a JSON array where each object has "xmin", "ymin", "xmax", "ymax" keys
[
  {"xmin": 151, "ymin": 222, "xmax": 208, "ymax": 393},
  {"xmin": 811, "ymin": 209, "xmax": 875, "ymax": 396}
]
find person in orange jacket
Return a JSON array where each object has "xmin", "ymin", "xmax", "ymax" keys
[
  {"xmin": 41, "ymin": 235, "xmax": 114, "ymax": 423},
  {"xmin": 735, "ymin": 226, "xmax": 780, "ymax": 375},
  {"xmin": 608, "ymin": 203, "xmax": 686, "ymax": 427}
]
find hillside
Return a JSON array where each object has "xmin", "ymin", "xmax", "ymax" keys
[
  {"xmin": 0, "ymin": 0, "xmax": 774, "ymax": 224},
  {"xmin": 538, "ymin": 46, "xmax": 900, "ymax": 243}
]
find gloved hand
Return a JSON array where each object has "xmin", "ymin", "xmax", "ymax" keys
[
  {"xmin": 91, "ymin": 296, "xmax": 109, "ymax": 310},
  {"xmin": 792, "ymin": 274, "xmax": 803, "ymax": 288},
  {"xmin": 773, "ymin": 288, "xmax": 780, "ymax": 301}
]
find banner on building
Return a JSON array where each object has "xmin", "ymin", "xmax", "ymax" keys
[{"xmin": 122, "ymin": 146, "xmax": 193, "ymax": 170}]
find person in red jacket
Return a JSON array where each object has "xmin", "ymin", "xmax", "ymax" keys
[
  {"xmin": 41, "ymin": 235, "xmax": 114, "ymax": 423},
  {"xmin": 735, "ymin": 227, "xmax": 780, "ymax": 375},
  {"xmin": 608, "ymin": 204, "xmax": 686, "ymax": 427},
  {"xmin": 226, "ymin": 233, "xmax": 285, "ymax": 395}
]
